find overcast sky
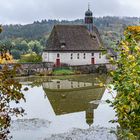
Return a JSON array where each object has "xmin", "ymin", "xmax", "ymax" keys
[{"xmin": 0, "ymin": 0, "xmax": 140, "ymax": 25}]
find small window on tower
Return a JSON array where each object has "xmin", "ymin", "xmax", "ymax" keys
[{"xmin": 91, "ymin": 53, "xmax": 94, "ymax": 56}]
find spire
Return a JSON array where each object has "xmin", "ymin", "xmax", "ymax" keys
[
  {"xmin": 88, "ymin": 2, "xmax": 90, "ymax": 10},
  {"xmin": 85, "ymin": 3, "xmax": 93, "ymax": 32},
  {"xmin": 86, "ymin": 104, "xmax": 94, "ymax": 127}
]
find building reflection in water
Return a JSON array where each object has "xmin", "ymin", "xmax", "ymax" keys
[
  {"xmin": 86, "ymin": 103, "xmax": 94, "ymax": 126},
  {"xmin": 42, "ymin": 79, "xmax": 105, "ymax": 127}
]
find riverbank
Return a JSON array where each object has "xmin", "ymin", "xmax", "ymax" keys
[
  {"xmin": 10, "ymin": 119, "xmax": 117, "ymax": 140},
  {"xmin": 1, "ymin": 63, "xmax": 109, "ymax": 76},
  {"xmin": 45, "ymin": 126, "xmax": 117, "ymax": 140}
]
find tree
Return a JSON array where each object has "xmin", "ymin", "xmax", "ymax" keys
[
  {"xmin": 0, "ymin": 38, "xmax": 15, "ymax": 63},
  {"xmin": 0, "ymin": 39, "xmax": 12, "ymax": 52},
  {"xmin": 0, "ymin": 26, "xmax": 25, "ymax": 140},
  {"xmin": 19, "ymin": 52, "xmax": 42, "ymax": 63},
  {"xmin": 14, "ymin": 40, "xmax": 29, "ymax": 54},
  {"xmin": 28, "ymin": 40, "xmax": 43, "ymax": 54},
  {"xmin": 110, "ymin": 26, "xmax": 140, "ymax": 139},
  {"xmin": 11, "ymin": 49, "xmax": 22, "ymax": 59}
]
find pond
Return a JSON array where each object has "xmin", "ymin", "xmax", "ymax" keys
[{"xmin": 10, "ymin": 74, "xmax": 116, "ymax": 140}]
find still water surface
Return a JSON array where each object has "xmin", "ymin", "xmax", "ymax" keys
[{"xmin": 11, "ymin": 74, "xmax": 116, "ymax": 140}]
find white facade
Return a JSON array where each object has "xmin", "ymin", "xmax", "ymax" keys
[
  {"xmin": 42, "ymin": 80, "xmax": 92, "ymax": 90},
  {"xmin": 42, "ymin": 51, "xmax": 109, "ymax": 66}
]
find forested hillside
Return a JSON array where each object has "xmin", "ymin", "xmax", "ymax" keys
[{"xmin": 0, "ymin": 16, "xmax": 139, "ymax": 59}]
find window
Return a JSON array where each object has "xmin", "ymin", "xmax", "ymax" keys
[
  {"xmin": 61, "ymin": 45, "xmax": 65, "ymax": 48},
  {"xmin": 45, "ymin": 54, "xmax": 47, "ymax": 59},
  {"xmin": 57, "ymin": 84, "xmax": 60, "ymax": 89},
  {"xmin": 71, "ymin": 82, "xmax": 73, "ymax": 88},
  {"xmin": 71, "ymin": 53, "xmax": 73, "ymax": 59},
  {"xmin": 92, "ymin": 53, "xmax": 94, "ymax": 56},
  {"xmin": 60, "ymin": 40, "xmax": 66, "ymax": 48},
  {"xmin": 83, "ymin": 53, "xmax": 86, "ymax": 59},
  {"xmin": 77, "ymin": 53, "xmax": 79, "ymax": 59},
  {"xmin": 99, "ymin": 52, "xmax": 102, "ymax": 59},
  {"xmin": 57, "ymin": 53, "xmax": 60, "ymax": 57},
  {"xmin": 78, "ymin": 82, "xmax": 80, "ymax": 87}
]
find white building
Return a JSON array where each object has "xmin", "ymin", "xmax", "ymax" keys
[{"xmin": 42, "ymin": 8, "xmax": 108, "ymax": 66}]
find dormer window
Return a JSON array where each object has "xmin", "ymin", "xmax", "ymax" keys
[
  {"xmin": 61, "ymin": 44, "xmax": 66, "ymax": 48},
  {"xmin": 60, "ymin": 39, "xmax": 66, "ymax": 48},
  {"xmin": 90, "ymin": 33, "xmax": 96, "ymax": 39}
]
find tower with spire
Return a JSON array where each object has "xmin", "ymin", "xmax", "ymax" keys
[{"xmin": 85, "ymin": 4, "xmax": 94, "ymax": 33}]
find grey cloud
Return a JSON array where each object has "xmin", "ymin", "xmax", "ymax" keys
[{"xmin": 0, "ymin": 0, "xmax": 139, "ymax": 24}]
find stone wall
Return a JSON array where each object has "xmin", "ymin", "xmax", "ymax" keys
[
  {"xmin": 0, "ymin": 63, "xmax": 112, "ymax": 75},
  {"xmin": 69, "ymin": 64, "xmax": 108, "ymax": 74}
]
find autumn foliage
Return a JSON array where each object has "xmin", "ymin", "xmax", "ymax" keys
[
  {"xmin": 0, "ymin": 26, "xmax": 24, "ymax": 140},
  {"xmin": 110, "ymin": 26, "xmax": 140, "ymax": 139},
  {"xmin": 0, "ymin": 52, "xmax": 13, "ymax": 64}
]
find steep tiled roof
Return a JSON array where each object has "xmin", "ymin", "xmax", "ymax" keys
[{"xmin": 44, "ymin": 25, "xmax": 105, "ymax": 51}]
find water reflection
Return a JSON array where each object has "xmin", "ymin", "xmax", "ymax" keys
[
  {"xmin": 11, "ymin": 75, "xmax": 116, "ymax": 140},
  {"xmin": 43, "ymin": 80, "xmax": 92, "ymax": 89},
  {"xmin": 43, "ymin": 80, "xmax": 105, "ymax": 126}
]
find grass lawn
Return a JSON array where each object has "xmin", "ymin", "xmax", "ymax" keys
[{"xmin": 52, "ymin": 69, "xmax": 75, "ymax": 75}]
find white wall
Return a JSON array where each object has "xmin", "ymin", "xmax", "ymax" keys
[
  {"xmin": 42, "ymin": 80, "xmax": 92, "ymax": 89},
  {"xmin": 42, "ymin": 51, "xmax": 108, "ymax": 65}
]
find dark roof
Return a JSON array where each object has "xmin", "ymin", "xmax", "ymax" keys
[
  {"xmin": 44, "ymin": 25, "xmax": 105, "ymax": 51},
  {"xmin": 85, "ymin": 9, "xmax": 93, "ymax": 16},
  {"xmin": 43, "ymin": 86, "xmax": 105, "ymax": 115}
]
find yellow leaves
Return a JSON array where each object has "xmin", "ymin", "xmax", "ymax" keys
[
  {"xmin": 110, "ymin": 26, "xmax": 140, "ymax": 139},
  {"xmin": 99, "ymin": 82, "xmax": 104, "ymax": 87},
  {"xmin": 123, "ymin": 45, "xmax": 129, "ymax": 52},
  {"xmin": 133, "ymin": 81, "xmax": 137, "ymax": 85},
  {"xmin": 127, "ymin": 26, "xmax": 140, "ymax": 33},
  {"xmin": 0, "ymin": 52, "xmax": 14, "ymax": 64},
  {"xmin": 110, "ymin": 57, "xmax": 114, "ymax": 61},
  {"xmin": 123, "ymin": 105, "xmax": 131, "ymax": 113},
  {"xmin": 121, "ymin": 41, "xmax": 130, "ymax": 53},
  {"xmin": 0, "ymin": 64, "xmax": 25, "ymax": 139},
  {"xmin": 128, "ymin": 55, "xmax": 135, "ymax": 61},
  {"xmin": 126, "ymin": 26, "xmax": 140, "ymax": 42},
  {"xmin": 110, "ymin": 71, "xmax": 114, "ymax": 76},
  {"xmin": 109, "ymin": 57, "xmax": 114, "ymax": 64},
  {"xmin": 135, "ymin": 45, "xmax": 140, "ymax": 51}
]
